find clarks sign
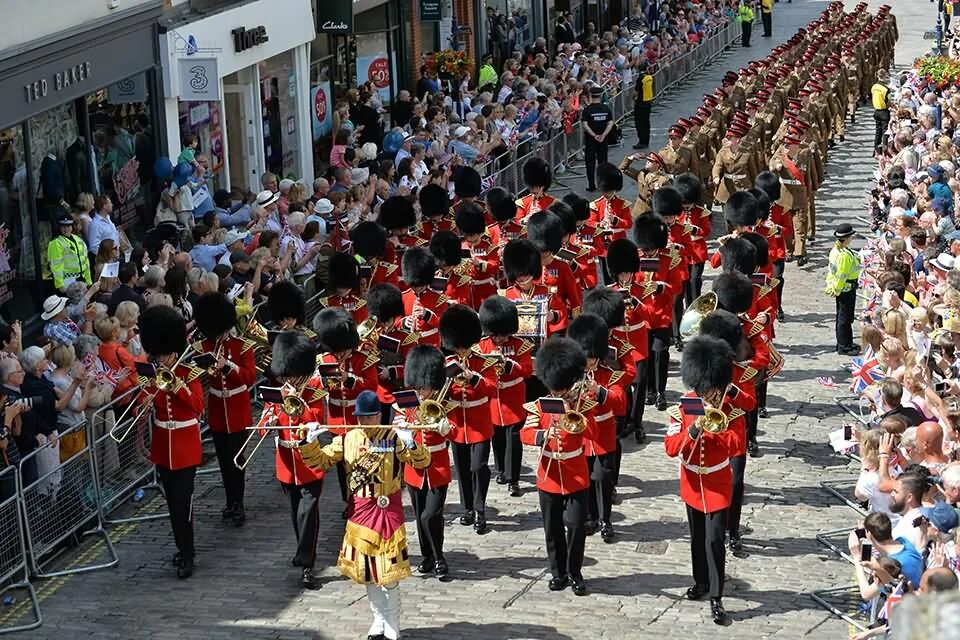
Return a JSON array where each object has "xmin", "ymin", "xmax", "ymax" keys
[{"xmin": 316, "ymin": 1, "xmax": 352, "ymax": 34}]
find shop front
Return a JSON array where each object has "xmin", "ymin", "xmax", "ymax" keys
[
  {"xmin": 0, "ymin": 4, "xmax": 163, "ymax": 325},
  {"xmin": 159, "ymin": 0, "xmax": 315, "ymax": 194}
]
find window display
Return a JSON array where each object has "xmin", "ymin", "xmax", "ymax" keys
[
  {"xmin": 259, "ymin": 51, "xmax": 302, "ymax": 180},
  {"xmin": 0, "ymin": 127, "xmax": 42, "ymax": 321},
  {"xmin": 179, "ymin": 100, "xmax": 226, "ymax": 192}
]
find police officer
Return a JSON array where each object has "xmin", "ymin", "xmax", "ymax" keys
[
  {"xmin": 824, "ymin": 223, "xmax": 862, "ymax": 356},
  {"xmin": 582, "ymin": 85, "xmax": 614, "ymax": 193}
]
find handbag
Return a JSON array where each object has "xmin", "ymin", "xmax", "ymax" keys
[{"xmin": 58, "ymin": 424, "xmax": 86, "ymax": 462}]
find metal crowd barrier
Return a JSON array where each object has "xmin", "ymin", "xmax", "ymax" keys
[
  {"xmin": 808, "ymin": 585, "xmax": 874, "ymax": 633},
  {"xmin": 17, "ymin": 420, "xmax": 118, "ymax": 578},
  {"xmin": 0, "ymin": 465, "xmax": 41, "ymax": 634}
]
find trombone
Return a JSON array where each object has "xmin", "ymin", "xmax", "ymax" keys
[
  {"xmin": 109, "ymin": 346, "xmax": 195, "ymax": 443},
  {"xmin": 233, "ymin": 377, "xmax": 319, "ymax": 470}
]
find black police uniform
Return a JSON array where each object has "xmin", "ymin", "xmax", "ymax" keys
[{"xmin": 582, "ymin": 96, "xmax": 614, "ymax": 191}]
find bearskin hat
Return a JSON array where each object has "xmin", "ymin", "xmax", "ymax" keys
[
  {"xmin": 673, "ymin": 172, "xmax": 703, "ymax": 205},
  {"xmin": 535, "ymin": 336, "xmax": 587, "ymax": 393},
  {"xmin": 269, "ymin": 331, "xmax": 317, "ymax": 379},
  {"xmin": 403, "ymin": 345, "xmax": 446, "ymax": 390},
  {"xmin": 327, "ymin": 251, "xmax": 360, "ymax": 290},
  {"xmin": 596, "ymin": 163, "xmax": 624, "ymax": 192},
  {"xmin": 454, "ymin": 166, "xmax": 482, "ymax": 199},
  {"xmin": 193, "ymin": 292, "xmax": 236, "ymax": 340},
  {"xmin": 753, "ymin": 171, "xmax": 782, "ymax": 203},
  {"xmin": 606, "ymin": 238, "xmax": 640, "ymax": 275},
  {"xmin": 349, "ymin": 221, "xmax": 387, "ymax": 259},
  {"xmin": 527, "ymin": 211, "xmax": 565, "ymax": 254},
  {"xmin": 485, "ymin": 187, "xmax": 517, "ymax": 223},
  {"xmin": 479, "ymin": 295, "xmax": 519, "ymax": 336},
  {"xmin": 523, "ymin": 157, "xmax": 552, "ymax": 189},
  {"xmin": 401, "ymin": 246, "xmax": 437, "ymax": 287},
  {"xmin": 312, "ymin": 307, "xmax": 359, "ymax": 353},
  {"xmin": 567, "ymin": 313, "xmax": 610, "ymax": 359},
  {"xmin": 719, "ymin": 237, "xmax": 757, "ymax": 275},
  {"xmin": 582, "ymin": 287, "xmax": 625, "ymax": 329},
  {"xmin": 378, "ymin": 195, "xmax": 417, "ymax": 231},
  {"xmin": 723, "ymin": 191, "xmax": 759, "ymax": 228},
  {"xmin": 502, "ymin": 239, "xmax": 542, "ymax": 281},
  {"xmin": 439, "ymin": 304, "xmax": 482, "ymax": 350},
  {"xmin": 418, "ymin": 183, "xmax": 450, "ymax": 219},
  {"xmin": 651, "ymin": 186, "xmax": 683, "ymax": 218},
  {"xmin": 562, "ymin": 194, "xmax": 590, "ymax": 223},
  {"xmin": 547, "ymin": 201, "xmax": 577, "ymax": 235},
  {"xmin": 699, "ymin": 309, "xmax": 751, "ymax": 361},
  {"xmin": 139, "ymin": 305, "xmax": 187, "ymax": 357},
  {"xmin": 454, "ymin": 201, "xmax": 487, "ymax": 236},
  {"xmin": 748, "ymin": 188, "xmax": 771, "ymax": 222},
  {"xmin": 367, "ymin": 283, "xmax": 406, "ymax": 321},
  {"xmin": 712, "ymin": 272, "xmax": 754, "ymax": 314},
  {"xmin": 740, "ymin": 231, "xmax": 770, "ymax": 268},
  {"xmin": 680, "ymin": 336, "xmax": 735, "ymax": 396},
  {"xmin": 268, "ymin": 280, "xmax": 306, "ymax": 325},
  {"xmin": 631, "ymin": 214, "xmax": 669, "ymax": 251},
  {"xmin": 429, "ymin": 230, "xmax": 463, "ymax": 267}
]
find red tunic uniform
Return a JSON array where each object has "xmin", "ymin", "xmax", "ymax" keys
[
  {"xmin": 664, "ymin": 393, "xmax": 737, "ymax": 513},
  {"xmin": 756, "ymin": 220, "xmax": 786, "ymax": 263},
  {"xmin": 318, "ymin": 351, "xmax": 380, "ymax": 426},
  {"xmin": 668, "ymin": 222, "xmax": 697, "ymax": 282},
  {"xmin": 562, "ymin": 241, "xmax": 599, "ymax": 290},
  {"xmin": 588, "ymin": 195, "xmax": 633, "ymax": 237},
  {"xmin": 414, "ymin": 217, "xmax": 457, "ymax": 244},
  {"xmin": 444, "ymin": 352, "xmax": 496, "ymax": 444},
  {"xmin": 476, "ymin": 336, "xmax": 534, "ymax": 426},
  {"xmin": 463, "ymin": 235, "xmax": 501, "ymax": 309},
  {"xmin": 263, "ymin": 403, "xmax": 325, "ymax": 486},
  {"xmin": 634, "ymin": 249, "xmax": 685, "ymax": 330},
  {"xmin": 769, "ymin": 202, "xmax": 794, "ymax": 244},
  {"xmin": 383, "ymin": 235, "xmax": 427, "ymax": 269},
  {"xmin": 741, "ymin": 316, "xmax": 772, "ymax": 370},
  {"xmin": 318, "ymin": 291, "xmax": 369, "ymax": 325},
  {"xmin": 399, "ymin": 406, "xmax": 453, "ymax": 490},
  {"xmin": 146, "ymin": 364, "xmax": 205, "ymax": 470},
  {"xmin": 608, "ymin": 281, "xmax": 655, "ymax": 363},
  {"xmin": 540, "ymin": 258, "xmax": 582, "ymax": 316},
  {"xmin": 679, "ymin": 205, "xmax": 712, "ymax": 265},
  {"xmin": 493, "ymin": 219, "xmax": 526, "ymax": 243},
  {"xmin": 401, "ymin": 288, "xmax": 450, "ymax": 347},
  {"xmin": 504, "ymin": 283, "xmax": 568, "ymax": 336},
  {"xmin": 515, "ymin": 193, "xmax": 556, "ymax": 223},
  {"xmin": 726, "ymin": 364, "xmax": 760, "ymax": 456},
  {"xmin": 362, "ymin": 259, "xmax": 401, "ymax": 289},
  {"xmin": 749, "ymin": 278, "xmax": 780, "ymax": 340},
  {"xmin": 200, "ymin": 336, "xmax": 257, "ymax": 434},
  {"xmin": 375, "ymin": 323, "xmax": 422, "ymax": 405},
  {"xmin": 520, "ymin": 400, "xmax": 599, "ymax": 494},
  {"xmin": 584, "ymin": 366, "xmax": 628, "ymax": 457}
]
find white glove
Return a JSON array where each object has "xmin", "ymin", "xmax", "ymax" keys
[
  {"xmin": 394, "ymin": 427, "xmax": 415, "ymax": 448},
  {"xmin": 303, "ymin": 423, "xmax": 328, "ymax": 443},
  {"xmin": 435, "ymin": 418, "xmax": 453, "ymax": 437}
]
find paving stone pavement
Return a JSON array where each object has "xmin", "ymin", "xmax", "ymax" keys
[{"xmin": 3, "ymin": 1, "xmax": 940, "ymax": 638}]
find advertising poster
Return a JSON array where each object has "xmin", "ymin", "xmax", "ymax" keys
[{"xmin": 311, "ymin": 82, "xmax": 333, "ymax": 140}]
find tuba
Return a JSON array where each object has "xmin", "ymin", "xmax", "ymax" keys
[{"xmin": 678, "ymin": 291, "xmax": 718, "ymax": 339}]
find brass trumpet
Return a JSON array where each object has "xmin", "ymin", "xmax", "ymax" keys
[
  {"xmin": 110, "ymin": 347, "xmax": 195, "ymax": 443},
  {"xmin": 697, "ymin": 387, "xmax": 730, "ymax": 434}
]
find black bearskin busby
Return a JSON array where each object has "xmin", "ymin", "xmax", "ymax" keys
[
  {"xmin": 418, "ymin": 183, "xmax": 450, "ymax": 219},
  {"xmin": 547, "ymin": 201, "xmax": 577, "ymax": 235},
  {"xmin": 651, "ymin": 186, "xmax": 683, "ymax": 218},
  {"xmin": 429, "ymin": 230, "xmax": 463, "ymax": 267},
  {"xmin": 562, "ymin": 194, "xmax": 590, "ymax": 223},
  {"xmin": 454, "ymin": 166, "xmax": 482, "ymax": 199},
  {"xmin": 349, "ymin": 221, "xmax": 387, "ymax": 259},
  {"xmin": 140, "ymin": 305, "xmax": 187, "ymax": 357},
  {"xmin": 193, "ymin": 292, "xmax": 235, "ymax": 340},
  {"xmin": 404, "ymin": 345, "xmax": 446, "ymax": 390},
  {"xmin": 718, "ymin": 237, "xmax": 757, "ymax": 275},
  {"xmin": 454, "ymin": 201, "xmax": 487, "ymax": 236},
  {"xmin": 606, "ymin": 238, "xmax": 640, "ymax": 275},
  {"xmin": 723, "ymin": 191, "xmax": 759, "ymax": 228},
  {"xmin": 740, "ymin": 231, "xmax": 770, "ymax": 268},
  {"xmin": 523, "ymin": 157, "xmax": 552, "ymax": 190},
  {"xmin": 699, "ymin": 309, "xmax": 751, "ymax": 362},
  {"xmin": 268, "ymin": 280, "xmax": 306, "ymax": 325},
  {"xmin": 673, "ymin": 172, "xmax": 703, "ymax": 205},
  {"xmin": 312, "ymin": 307, "xmax": 360, "ymax": 353},
  {"xmin": 582, "ymin": 287, "xmax": 626, "ymax": 329},
  {"xmin": 535, "ymin": 336, "xmax": 587, "ymax": 393},
  {"xmin": 270, "ymin": 331, "xmax": 317, "ymax": 379},
  {"xmin": 327, "ymin": 251, "xmax": 360, "ymax": 291},
  {"xmin": 748, "ymin": 188, "xmax": 771, "ymax": 222},
  {"xmin": 680, "ymin": 336, "xmax": 735, "ymax": 396},
  {"xmin": 502, "ymin": 239, "xmax": 542, "ymax": 281},
  {"xmin": 631, "ymin": 213, "xmax": 669, "ymax": 251},
  {"xmin": 567, "ymin": 313, "xmax": 610, "ymax": 359},
  {"xmin": 712, "ymin": 272, "xmax": 754, "ymax": 314},
  {"xmin": 378, "ymin": 195, "xmax": 417, "ymax": 231},
  {"xmin": 479, "ymin": 295, "xmax": 519, "ymax": 336},
  {"xmin": 439, "ymin": 304, "xmax": 482, "ymax": 351},
  {"xmin": 401, "ymin": 246, "xmax": 437, "ymax": 287},
  {"xmin": 596, "ymin": 163, "xmax": 623, "ymax": 193},
  {"xmin": 527, "ymin": 211, "xmax": 565, "ymax": 254},
  {"xmin": 367, "ymin": 283, "xmax": 406, "ymax": 322},
  {"xmin": 754, "ymin": 171, "xmax": 782, "ymax": 203},
  {"xmin": 486, "ymin": 187, "xmax": 516, "ymax": 223}
]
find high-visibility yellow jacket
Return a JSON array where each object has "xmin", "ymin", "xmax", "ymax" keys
[
  {"xmin": 824, "ymin": 243, "xmax": 861, "ymax": 296},
  {"xmin": 47, "ymin": 234, "xmax": 92, "ymax": 290},
  {"xmin": 737, "ymin": 5, "xmax": 754, "ymax": 23}
]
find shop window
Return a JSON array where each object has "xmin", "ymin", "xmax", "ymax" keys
[
  {"xmin": 178, "ymin": 100, "xmax": 227, "ymax": 193},
  {"xmin": 259, "ymin": 51, "xmax": 302, "ymax": 180},
  {"xmin": 310, "ymin": 60, "xmax": 335, "ymax": 175},
  {"xmin": 0, "ymin": 126, "xmax": 42, "ymax": 322},
  {"xmin": 355, "ymin": 5, "xmax": 389, "ymax": 31}
]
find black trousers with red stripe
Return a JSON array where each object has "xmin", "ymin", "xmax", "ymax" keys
[{"xmin": 282, "ymin": 479, "xmax": 323, "ymax": 569}]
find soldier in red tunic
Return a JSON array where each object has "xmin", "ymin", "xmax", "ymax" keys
[
  {"xmin": 428, "ymin": 230, "xmax": 472, "ymax": 307},
  {"xmin": 193, "ymin": 293, "xmax": 257, "ymax": 528},
  {"xmin": 400, "ymin": 247, "xmax": 449, "ymax": 347},
  {"xmin": 674, "ymin": 173, "xmax": 712, "ymax": 301},
  {"xmin": 755, "ymin": 172, "xmax": 787, "ymax": 320},
  {"xmin": 452, "ymin": 166, "xmax": 485, "ymax": 215},
  {"xmin": 486, "ymin": 187, "xmax": 525, "ymax": 245},
  {"xmin": 664, "ymin": 336, "xmax": 738, "ymax": 625},
  {"xmin": 138, "ymin": 306, "xmax": 205, "ymax": 579},
  {"xmin": 454, "ymin": 202, "xmax": 500, "ymax": 309},
  {"xmin": 590, "ymin": 164, "xmax": 633, "ymax": 247},
  {"xmin": 520, "ymin": 337, "xmax": 596, "ymax": 596},
  {"xmin": 515, "ymin": 157, "xmax": 556, "ymax": 223},
  {"xmin": 438, "ymin": 304, "xmax": 496, "ymax": 534},
  {"xmin": 366, "ymin": 283, "xmax": 421, "ymax": 421},
  {"xmin": 402, "ymin": 346, "xmax": 455, "ymax": 580},
  {"xmin": 527, "ymin": 211, "xmax": 583, "ymax": 316},
  {"xmin": 264, "ymin": 331, "xmax": 326, "ymax": 590},
  {"xmin": 318, "ymin": 252, "xmax": 369, "ymax": 325},
  {"xmin": 708, "ymin": 192, "xmax": 758, "ymax": 270},
  {"xmin": 549, "ymin": 198, "xmax": 599, "ymax": 291},
  {"xmin": 415, "ymin": 183, "xmax": 455, "ymax": 244},
  {"xmin": 652, "ymin": 187, "xmax": 692, "ymax": 351},
  {"xmin": 502, "ymin": 239, "xmax": 568, "ymax": 338},
  {"xmin": 351, "ymin": 221, "xmax": 401, "ymax": 289},
  {"xmin": 478, "ymin": 296, "xmax": 534, "ymax": 498},
  {"xmin": 379, "ymin": 195, "xmax": 423, "ymax": 269}
]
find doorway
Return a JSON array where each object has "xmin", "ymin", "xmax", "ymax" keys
[{"xmin": 223, "ymin": 84, "xmax": 258, "ymax": 192}]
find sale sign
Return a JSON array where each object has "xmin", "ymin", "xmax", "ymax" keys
[
  {"xmin": 357, "ymin": 54, "xmax": 395, "ymax": 104},
  {"xmin": 367, "ymin": 57, "xmax": 390, "ymax": 89},
  {"xmin": 311, "ymin": 82, "xmax": 333, "ymax": 139}
]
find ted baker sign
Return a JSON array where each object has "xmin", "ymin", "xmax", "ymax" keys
[{"xmin": 24, "ymin": 61, "xmax": 92, "ymax": 103}]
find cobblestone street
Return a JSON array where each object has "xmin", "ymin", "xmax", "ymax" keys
[{"xmin": 2, "ymin": 1, "xmax": 938, "ymax": 638}]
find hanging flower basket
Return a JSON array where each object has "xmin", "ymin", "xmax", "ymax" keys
[
  {"xmin": 425, "ymin": 50, "xmax": 469, "ymax": 79},
  {"xmin": 913, "ymin": 56, "xmax": 960, "ymax": 89}
]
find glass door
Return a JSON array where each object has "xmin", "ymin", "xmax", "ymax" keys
[{"xmin": 222, "ymin": 85, "xmax": 257, "ymax": 193}]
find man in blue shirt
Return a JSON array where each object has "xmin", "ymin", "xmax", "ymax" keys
[
  {"xmin": 212, "ymin": 190, "xmax": 252, "ymax": 228},
  {"xmin": 927, "ymin": 164, "xmax": 953, "ymax": 213},
  {"xmin": 87, "ymin": 195, "xmax": 119, "ymax": 255},
  {"xmin": 859, "ymin": 512, "xmax": 924, "ymax": 588},
  {"xmin": 188, "ymin": 224, "xmax": 227, "ymax": 272}
]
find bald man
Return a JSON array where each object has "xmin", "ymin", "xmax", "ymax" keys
[
  {"xmin": 920, "ymin": 567, "xmax": 959, "ymax": 593},
  {"xmin": 917, "ymin": 422, "xmax": 950, "ymax": 473}
]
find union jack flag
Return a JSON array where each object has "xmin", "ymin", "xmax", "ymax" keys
[
  {"xmin": 480, "ymin": 172, "xmax": 498, "ymax": 192},
  {"xmin": 882, "ymin": 579, "xmax": 906, "ymax": 621},
  {"xmin": 850, "ymin": 345, "xmax": 884, "ymax": 394}
]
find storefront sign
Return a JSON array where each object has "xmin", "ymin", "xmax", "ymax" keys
[
  {"xmin": 178, "ymin": 58, "xmax": 221, "ymax": 101},
  {"xmin": 317, "ymin": 1, "xmax": 353, "ymax": 34},
  {"xmin": 311, "ymin": 82, "xmax": 333, "ymax": 139},
  {"xmin": 420, "ymin": 0, "xmax": 442, "ymax": 21},
  {"xmin": 108, "ymin": 74, "xmax": 148, "ymax": 104},
  {"xmin": 23, "ymin": 62, "xmax": 92, "ymax": 104},
  {"xmin": 231, "ymin": 26, "xmax": 269, "ymax": 53}
]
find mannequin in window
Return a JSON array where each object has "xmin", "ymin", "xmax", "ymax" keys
[
  {"xmin": 39, "ymin": 151, "xmax": 66, "ymax": 226},
  {"xmin": 65, "ymin": 136, "xmax": 90, "ymax": 205}
]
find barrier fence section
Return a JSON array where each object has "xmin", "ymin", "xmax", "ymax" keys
[
  {"xmin": 0, "ymin": 465, "xmax": 41, "ymax": 635},
  {"xmin": 17, "ymin": 420, "xmax": 118, "ymax": 579}
]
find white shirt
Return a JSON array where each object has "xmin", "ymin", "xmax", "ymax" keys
[
  {"xmin": 87, "ymin": 212, "xmax": 119, "ymax": 254},
  {"xmin": 892, "ymin": 506, "xmax": 924, "ymax": 551},
  {"xmin": 414, "ymin": 160, "xmax": 429, "ymax": 183},
  {"xmin": 855, "ymin": 469, "xmax": 898, "ymax": 527}
]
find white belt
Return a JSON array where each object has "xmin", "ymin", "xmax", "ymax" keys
[
  {"xmin": 724, "ymin": 173, "xmax": 747, "ymax": 180},
  {"xmin": 681, "ymin": 459, "xmax": 730, "ymax": 475},
  {"xmin": 419, "ymin": 328, "xmax": 438, "ymax": 338},
  {"xmin": 277, "ymin": 438, "xmax": 299, "ymax": 449},
  {"xmin": 624, "ymin": 321, "xmax": 646, "ymax": 332},
  {"xmin": 328, "ymin": 398, "xmax": 357, "ymax": 407},
  {"xmin": 594, "ymin": 411, "xmax": 613, "ymax": 422},
  {"xmin": 449, "ymin": 398, "xmax": 488, "ymax": 409},
  {"xmin": 473, "ymin": 277, "xmax": 496, "ymax": 285},
  {"xmin": 780, "ymin": 178, "xmax": 801, "ymax": 185},
  {"xmin": 427, "ymin": 443, "xmax": 447, "ymax": 453},
  {"xmin": 543, "ymin": 447, "xmax": 583, "ymax": 460},
  {"xmin": 497, "ymin": 377, "xmax": 523, "ymax": 389},
  {"xmin": 209, "ymin": 385, "xmax": 248, "ymax": 398},
  {"xmin": 154, "ymin": 419, "xmax": 199, "ymax": 430}
]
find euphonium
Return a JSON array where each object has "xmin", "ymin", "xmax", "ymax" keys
[{"xmin": 679, "ymin": 291, "xmax": 718, "ymax": 339}]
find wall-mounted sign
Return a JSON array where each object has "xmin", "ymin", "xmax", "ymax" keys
[
  {"xmin": 420, "ymin": 0, "xmax": 442, "ymax": 21},
  {"xmin": 231, "ymin": 25, "xmax": 269, "ymax": 53},
  {"xmin": 24, "ymin": 62, "xmax": 92, "ymax": 104},
  {"xmin": 317, "ymin": 0, "xmax": 353, "ymax": 34},
  {"xmin": 178, "ymin": 57, "xmax": 221, "ymax": 101}
]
